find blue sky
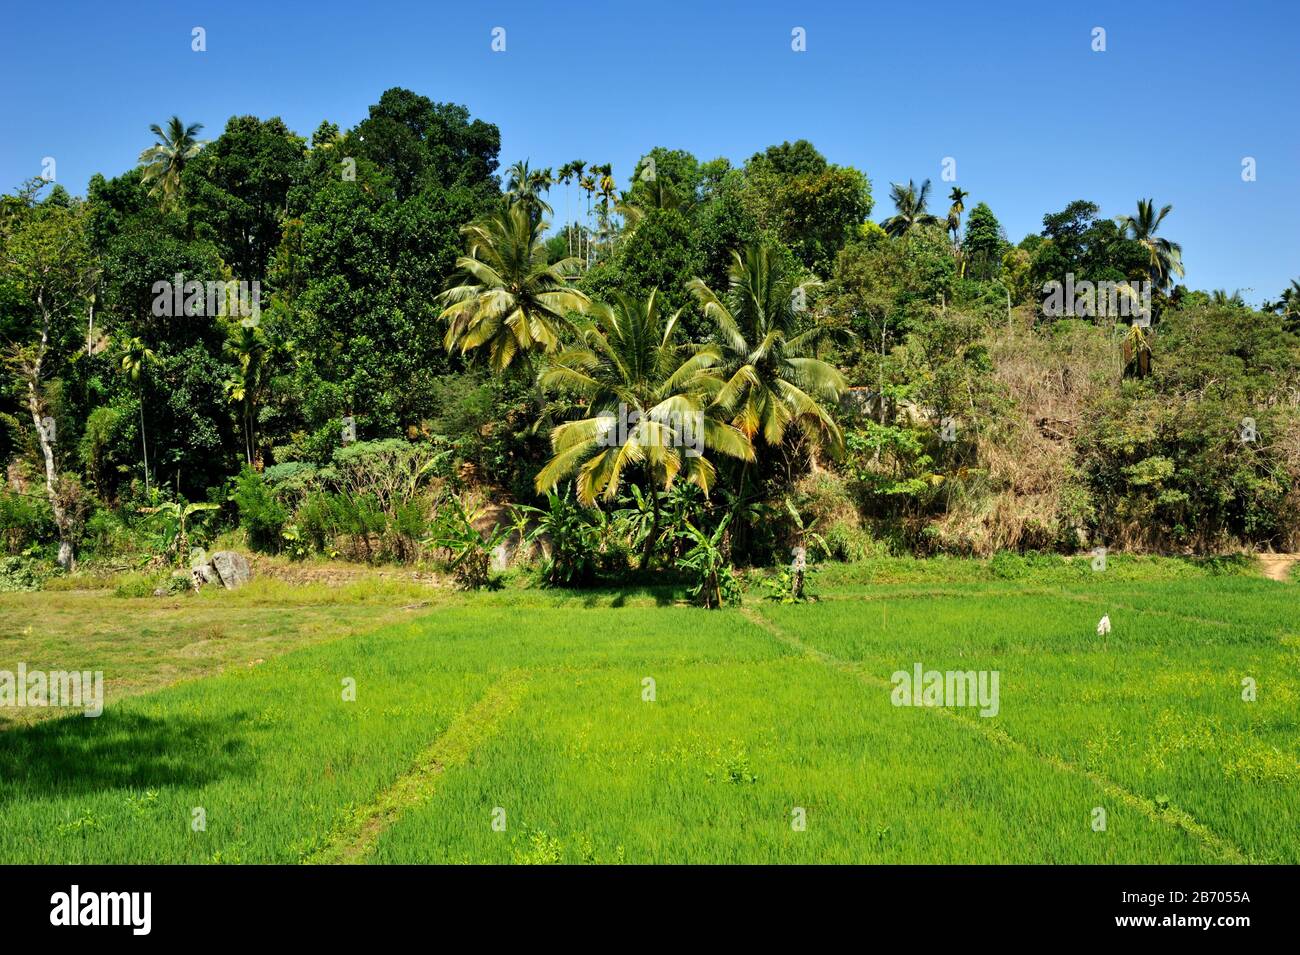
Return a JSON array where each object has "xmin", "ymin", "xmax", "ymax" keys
[{"xmin": 2, "ymin": 0, "xmax": 1296, "ymax": 302}]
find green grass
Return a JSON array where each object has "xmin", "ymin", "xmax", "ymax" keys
[
  {"xmin": 0, "ymin": 575, "xmax": 448, "ymax": 728},
  {"xmin": 0, "ymin": 559, "xmax": 1296, "ymax": 864}
]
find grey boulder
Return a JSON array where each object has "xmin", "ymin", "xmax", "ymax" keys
[{"xmin": 208, "ymin": 551, "xmax": 253, "ymax": 589}]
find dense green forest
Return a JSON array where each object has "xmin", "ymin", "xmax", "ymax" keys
[{"xmin": 3, "ymin": 87, "xmax": 1299, "ymax": 597}]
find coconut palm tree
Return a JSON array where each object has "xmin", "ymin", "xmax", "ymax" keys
[
  {"xmin": 504, "ymin": 159, "xmax": 554, "ymax": 223},
  {"xmin": 120, "ymin": 337, "xmax": 157, "ymax": 494},
  {"xmin": 1267, "ymin": 278, "xmax": 1300, "ymax": 323},
  {"xmin": 534, "ymin": 289, "xmax": 753, "ymax": 567},
  {"xmin": 881, "ymin": 179, "xmax": 942, "ymax": 238},
  {"xmin": 437, "ymin": 202, "xmax": 591, "ymax": 371},
  {"xmin": 687, "ymin": 244, "xmax": 847, "ymax": 457},
  {"xmin": 1117, "ymin": 198, "xmax": 1184, "ymax": 292},
  {"xmin": 1285, "ymin": 278, "xmax": 1300, "ymax": 310},
  {"xmin": 138, "ymin": 116, "xmax": 205, "ymax": 211}
]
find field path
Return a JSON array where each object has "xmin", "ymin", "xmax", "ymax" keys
[
  {"xmin": 740, "ymin": 607, "xmax": 1250, "ymax": 864},
  {"xmin": 308, "ymin": 670, "xmax": 531, "ymax": 864},
  {"xmin": 1258, "ymin": 553, "xmax": 1299, "ymax": 582}
]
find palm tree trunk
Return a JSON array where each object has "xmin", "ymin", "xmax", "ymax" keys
[
  {"xmin": 139, "ymin": 401, "xmax": 150, "ymax": 495},
  {"xmin": 585, "ymin": 193, "xmax": 592, "ymax": 270},
  {"xmin": 641, "ymin": 478, "xmax": 660, "ymax": 571}
]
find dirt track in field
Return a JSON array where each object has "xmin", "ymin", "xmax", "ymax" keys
[{"xmin": 1258, "ymin": 554, "xmax": 1300, "ymax": 582}]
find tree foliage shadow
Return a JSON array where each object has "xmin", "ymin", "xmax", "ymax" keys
[{"xmin": 0, "ymin": 709, "xmax": 257, "ymax": 802}]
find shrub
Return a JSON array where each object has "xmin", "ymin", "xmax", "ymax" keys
[
  {"xmin": 519, "ymin": 491, "xmax": 600, "ymax": 587},
  {"xmin": 325, "ymin": 439, "xmax": 446, "ymax": 515},
  {"xmin": 296, "ymin": 491, "xmax": 338, "ymax": 553},
  {"xmin": 261, "ymin": 461, "xmax": 321, "ymax": 506},
  {"xmin": 329, "ymin": 493, "xmax": 387, "ymax": 563},
  {"xmin": 822, "ymin": 519, "xmax": 878, "ymax": 562},
  {"xmin": 0, "ymin": 548, "xmax": 48, "ymax": 592},
  {"xmin": 81, "ymin": 508, "xmax": 134, "ymax": 559},
  {"xmin": 0, "ymin": 491, "xmax": 51, "ymax": 554},
  {"xmin": 232, "ymin": 467, "xmax": 288, "ymax": 553},
  {"xmin": 111, "ymin": 571, "xmax": 164, "ymax": 598},
  {"xmin": 388, "ymin": 497, "xmax": 431, "ymax": 563}
]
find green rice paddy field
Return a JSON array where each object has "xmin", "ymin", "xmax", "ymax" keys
[{"xmin": 1, "ymin": 560, "xmax": 1297, "ymax": 864}]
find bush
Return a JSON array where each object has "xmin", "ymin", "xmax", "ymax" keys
[
  {"xmin": 232, "ymin": 467, "xmax": 288, "ymax": 553},
  {"xmin": 0, "ymin": 548, "xmax": 48, "ymax": 592},
  {"xmin": 325, "ymin": 439, "xmax": 446, "ymax": 515},
  {"xmin": 81, "ymin": 508, "xmax": 136, "ymax": 559},
  {"xmin": 0, "ymin": 490, "xmax": 51, "ymax": 554},
  {"xmin": 111, "ymin": 571, "xmax": 165, "ymax": 598},
  {"xmin": 329, "ymin": 493, "xmax": 388, "ymax": 563},
  {"xmin": 521, "ymin": 491, "xmax": 600, "ymax": 587},
  {"xmin": 388, "ymin": 497, "xmax": 431, "ymax": 563},
  {"xmin": 822, "ymin": 519, "xmax": 879, "ymax": 562},
  {"xmin": 261, "ymin": 461, "xmax": 321, "ymax": 505},
  {"xmin": 989, "ymin": 550, "xmax": 1064, "ymax": 580},
  {"xmin": 759, "ymin": 565, "xmax": 818, "ymax": 603},
  {"xmin": 296, "ymin": 491, "xmax": 338, "ymax": 554}
]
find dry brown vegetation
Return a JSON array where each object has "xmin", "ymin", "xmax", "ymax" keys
[{"xmin": 936, "ymin": 319, "xmax": 1117, "ymax": 555}]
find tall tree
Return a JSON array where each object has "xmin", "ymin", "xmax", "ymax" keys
[
  {"xmin": 223, "ymin": 323, "xmax": 271, "ymax": 466},
  {"xmin": 504, "ymin": 159, "xmax": 554, "ymax": 224},
  {"xmin": 138, "ymin": 116, "xmax": 205, "ymax": 211},
  {"xmin": 882, "ymin": 179, "xmax": 942, "ymax": 238},
  {"xmin": 438, "ymin": 202, "xmax": 590, "ymax": 371},
  {"xmin": 1117, "ymin": 198, "xmax": 1184, "ymax": 292},
  {"xmin": 1270, "ymin": 278, "xmax": 1300, "ymax": 327},
  {"xmin": 962, "ymin": 202, "xmax": 1006, "ymax": 281},
  {"xmin": 687, "ymin": 244, "xmax": 847, "ymax": 456},
  {"xmin": 183, "ymin": 115, "xmax": 305, "ymax": 282},
  {"xmin": 1, "ymin": 185, "xmax": 97, "ymax": 567},
  {"xmin": 578, "ymin": 168, "xmax": 598, "ymax": 268},
  {"xmin": 946, "ymin": 187, "xmax": 969, "ymax": 246},
  {"xmin": 596, "ymin": 163, "xmax": 617, "ymax": 257},
  {"xmin": 568, "ymin": 160, "xmax": 588, "ymax": 262},
  {"xmin": 557, "ymin": 161, "xmax": 578, "ymax": 257},
  {"xmin": 120, "ymin": 336, "xmax": 158, "ymax": 493},
  {"xmin": 534, "ymin": 289, "xmax": 752, "ymax": 566},
  {"xmin": 353, "ymin": 88, "xmax": 500, "ymax": 202}
]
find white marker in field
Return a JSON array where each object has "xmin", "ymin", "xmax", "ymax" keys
[{"xmin": 1096, "ymin": 614, "xmax": 1111, "ymax": 636}]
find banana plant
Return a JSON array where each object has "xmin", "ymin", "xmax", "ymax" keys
[
  {"xmin": 138, "ymin": 499, "xmax": 219, "ymax": 566},
  {"xmin": 675, "ymin": 513, "xmax": 739, "ymax": 609},
  {"xmin": 426, "ymin": 494, "xmax": 506, "ymax": 589}
]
